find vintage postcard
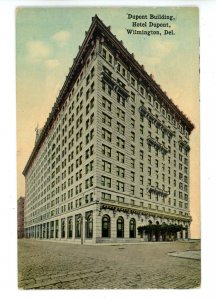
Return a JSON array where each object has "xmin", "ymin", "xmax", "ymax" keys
[{"xmin": 16, "ymin": 7, "xmax": 200, "ymax": 289}]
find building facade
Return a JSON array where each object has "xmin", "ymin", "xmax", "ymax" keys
[
  {"xmin": 17, "ymin": 197, "xmax": 25, "ymax": 239},
  {"xmin": 23, "ymin": 15, "xmax": 194, "ymax": 243}
]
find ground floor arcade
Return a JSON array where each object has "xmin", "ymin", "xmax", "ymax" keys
[{"xmin": 24, "ymin": 203, "xmax": 190, "ymax": 244}]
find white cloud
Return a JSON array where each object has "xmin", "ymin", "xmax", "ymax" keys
[
  {"xmin": 26, "ymin": 41, "xmax": 50, "ymax": 62},
  {"xmin": 151, "ymin": 40, "xmax": 176, "ymax": 58},
  {"xmin": 137, "ymin": 40, "xmax": 176, "ymax": 68},
  {"xmin": 45, "ymin": 59, "xmax": 60, "ymax": 69},
  {"xmin": 52, "ymin": 30, "xmax": 71, "ymax": 45}
]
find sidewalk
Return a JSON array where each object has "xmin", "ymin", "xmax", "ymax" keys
[{"xmin": 168, "ymin": 250, "xmax": 201, "ymax": 260}]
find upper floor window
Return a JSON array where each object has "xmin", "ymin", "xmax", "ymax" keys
[
  {"xmin": 102, "ymin": 48, "xmax": 107, "ymax": 59},
  {"xmin": 102, "ymin": 144, "xmax": 111, "ymax": 157},
  {"xmin": 102, "ymin": 97, "xmax": 111, "ymax": 111},
  {"xmin": 102, "ymin": 128, "xmax": 112, "ymax": 142},
  {"xmin": 102, "ymin": 113, "xmax": 112, "ymax": 127}
]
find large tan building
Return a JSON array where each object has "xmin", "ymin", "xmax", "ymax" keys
[{"xmin": 23, "ymin": 15, "xmax": 194, "ymax": 243}]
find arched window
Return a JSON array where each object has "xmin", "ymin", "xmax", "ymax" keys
[
  {"xmin": 61, "ymin": 218, "xmax": 65, "ymax": 238},
  {"xmin": 55, "ymin": 220, "xmax": 59, "ymax": 238},
  {"xmin": 75, "ymin": 215, "xmax": 82, "ymax": 238},
  {"xmin": 50, "ymin": 221, "xmax": 54, "ymax": 238},
  {"xmin": 102, "ymin": 215, "xmax": 111, "ymax": 238},
  {"xmin": 117, "ymin": 217, "xmax": 124, "ymax": 238},
  {"xmin": 68, "ymin": 217, "xmax": 73, "ymax": 239},
  {"xmin": 46, "ymin": 222, "xmax": 49, "ymax": 239},
  {"xmin": 86, "ymin": 215, "xmax": 93, "ymax": 238},
  {"xmin": 129, "ymin": 218, "xmax": 136, "ymax": 238}
]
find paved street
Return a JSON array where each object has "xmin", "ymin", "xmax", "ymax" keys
[{"xmin": 18, "ymin": 239, "xmax": 201, "ymax": 289}]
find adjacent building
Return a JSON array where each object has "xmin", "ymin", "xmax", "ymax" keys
[
  {"xmin": 17, "ymin": 196, "xmax": 25, "ymax": 239},
  {"xmin": 23, "ymin": 15, "xmax": 194, "ymax": 243}
]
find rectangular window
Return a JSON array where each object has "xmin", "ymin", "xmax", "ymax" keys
[
  {"xmin": 117, "ymin": 196, "xmax": 125, "ymax": 203},
  {"xmin": 102, "ymin": 144, "xmax": 111, "ymax": 157},
  {"xmin": 101, "ymin": 176, "xmax": 111, "ymax": 188},
  {"xmin": 117, "ymin": 94, "xmax": 125, "ymax": 107},
  {"xmin": 117, "ymin": 137, "xmax": 125, "ymax": 149},
  {"xmin": 102, "ymin": 160, "xmax": 111, "ymax": 173},
  {"xmin": 102, "ymin": 48, "xmax": 107, "ymax": 59},
  {"xmin": 116, "ymin": 181, "xmax": 124, "ymax": 192},
  {"xmin": 117, "ymin": 151, "xmax": 125, "ymax": 163},
  {"xmin": 140, "ymin": 150, "xmax": 144, "ymax": 160},
  {"xmin": 130, "ymin": 185, "xmax": 135, "ymax": 195},
  {"xmin": 102, "ymin": 128, "xmax": 112, "ymax": 142},
  {"xmin": 131, "ymin": 158, "xmax": 135, "ymax": 168},
  {"xmin": 117, "ymin": 122, "xmax": 125, "ymax": 135},
  {"xmin": 116, "ymin": 166, "xmax": 125, "ymax": 178},
  {"xmin": 102, "ymin": 113, "xmax": 112, "ymax": 127},
  {"xmin": 108, "ymin": 54, "xmax": 113, "ymax": 64},
  {"xmin": 102, "ymin": 192, "xmax": 111, "ymax": 200},
  {"xmin": 131, "ymin": 91, "xmax": 135, "ymax": 102},
  {"xmin": 131, "ymin": 131, "xmax": 135, "ymax": 142},
  {"xmin": 117, "ymin": 107, "xmax": 125, "ymax": 120},
  {"xmin": 131, "ymin": 77, "xmax": 135, "ymax": 87},
  {"xmin": 102, "ymin": 97, "xmax": 111, "ymax": 111}
]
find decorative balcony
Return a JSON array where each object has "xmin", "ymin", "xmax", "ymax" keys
[
  {"xmin": 100, "ymin": 70, "xmax": 116, "ymax": 88},
  {"xmin": 146, "ymin": 136, "xmax": 169, "ymax": 154},
  {"xmin": 178, "ymin": 139, "xmax": 190, "ymax": 151},
  {"xmin": 147, "ymin": 185, "xmax": 170, "ymax": 197},
  {"xmin": 100, "ymin": 70, "xmax": 129, "ymax": 100},
  {"xmin": 139, "ymin": 106, "xmax": 174, "ymax": 138}
]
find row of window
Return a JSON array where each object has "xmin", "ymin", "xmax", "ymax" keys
[
  {"xmin": 101, "ymin": 50, "xmax": 190, "ymax": 138},
  {"xmin": 102, "ymin": 191, "xmax": 188, "ymax": 207},
  {"xmin": 25, "ymin": 214, "xmax": 136, "ymax": 239}
]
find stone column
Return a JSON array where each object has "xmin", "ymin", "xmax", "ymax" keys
[
  {"xmin": 65, "ymin": 218, "xmax": 68, "ymax": 240},
  {"xmin": 81, "ymin": 214, "xmax": 85, "ymax": 245},
  {"xmin": 72, "ymin": 216, "xmax": 75, "ymax": 242},
  {"xmin": 111, "ymin": 211, "xmax": 117, "ymax": 239},
  {"xmin": 59, "ymin": 219, "xmax": 62, "ymax": 240},
  {"xmin": 125, "ymin": 213, "xmax": 130, "ymax": 239},
  {"xmin": 183, "ymin": 229, "xmax": 186, "ymax": 239}
]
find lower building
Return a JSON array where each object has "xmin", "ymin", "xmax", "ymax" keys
[
  {"xmin": 24, "ymin": 199, "xmax": 190, "ymax": 244},
  {"xmin": 17, "ymin": 197, "xmax": 25, "ymax": 239}
]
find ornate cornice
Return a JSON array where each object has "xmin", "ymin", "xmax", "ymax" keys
[{"xmin": 100, "ymin": 201, "xmax": 191, "ymax": 222}]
